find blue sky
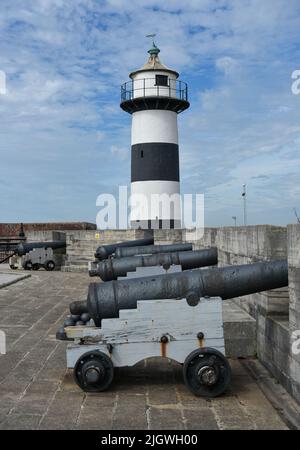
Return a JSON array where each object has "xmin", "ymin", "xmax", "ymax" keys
[{"xmin": 1, "ymin": 0, "xmax": 300, "ymax": 227}]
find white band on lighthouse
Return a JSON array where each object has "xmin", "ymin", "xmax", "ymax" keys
[{"xmin": 131, "ymin": 110, "xmax": 178, "ymax": 145}]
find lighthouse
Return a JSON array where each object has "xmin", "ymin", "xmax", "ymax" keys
[{"xmin": 120, "ymin": 42, "xmax": 190, "ymax": 229}]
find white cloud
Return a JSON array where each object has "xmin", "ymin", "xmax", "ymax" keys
[
  {"xmin": 110, "ymin": 145, "xmax": 129, "ymax": 161},
  {"xmin": 215, "ymin": 56, "xmax": 238, "ymax": 75}
]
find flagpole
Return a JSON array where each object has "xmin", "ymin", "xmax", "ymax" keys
[{"xmin": 242, "ymin": 184, "xmax": 247, "ymax": 226}]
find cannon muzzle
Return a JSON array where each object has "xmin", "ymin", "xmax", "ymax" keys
[
  {"xmin": 70, "ymin": 259, "xmax": 288, "ymax": 325},
  {"xmin": 94, "ymin": 237, "xmax": 154, "ymax": 260},
  {"xmin": 15, "ymin": 240, "xmax": 66, "ymax": 256},
  {"xmin": 115, "ymin": 243, "xmax": 193, "ymax": 258},
  {"xmin": 90, "ymin": 248, "xmax": 218, "ymax": 281}
]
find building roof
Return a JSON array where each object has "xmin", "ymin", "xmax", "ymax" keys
[{"xmin": 129, "ymin": 43, "xmax": 179, "ymax": 79}]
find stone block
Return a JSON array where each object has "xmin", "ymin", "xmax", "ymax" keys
[
  {"xmin": 287, "ymin": 224, "xmax": 300, "ymax": 268},
  {"xmin": 223, "ymin": 300, "xmax": 256, "ymax": 357}
]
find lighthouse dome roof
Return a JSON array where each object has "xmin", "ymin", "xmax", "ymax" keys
[{"xmin": 129, "ymin": 43, "xmax": 179, "ymax": 79}]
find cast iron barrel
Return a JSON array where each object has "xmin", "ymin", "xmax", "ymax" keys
[
  {"xmin": 115, "ymin": 242, "xmax": 193, "ymax": 258},
  {"xmin": 70, "ymin": 259, "xmax": 288, "ymax": 325},
  {"xmin": 90, "ymin": 248, "xmax": 218, "ymax": 281},
  {"xmin": 94, "ymin": 237, "xmax": 154, "ymax": 260},
  {"xmin": 15, "ymin": 240, "xmax": 66, "ymax": 256}
]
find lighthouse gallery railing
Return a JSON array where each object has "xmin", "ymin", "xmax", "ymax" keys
[{"xmin": 120, "ymin": 78, "xmax": 188, "ymax": 102}]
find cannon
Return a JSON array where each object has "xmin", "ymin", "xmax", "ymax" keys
[
  {"xmin": 71, "ymin": 259, "xmax": 288, "ymax": 324},
  {"xmin": 94, "ymin": 236, "xmax": 154, "ymax": 260},
  {"xmin": 115, "ymin": 242, "xmax": 193, "ymax": 258},
  {"xmin": 15, "ymin": 240, "xmax": 66, "ymax": 256},
  {"xmin": 10, "ymin": 240, "xmax": 66, "ymax": 271},
  {"xmin": 89, "ymin": 248, "xmax": 218, "ymax": 281}
]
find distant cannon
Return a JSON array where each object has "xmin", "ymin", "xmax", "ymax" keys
[
  {"xmin": 94, "ymin": 237, "xmax": 154, "ymax": 260},
  {"xmin": 15, "ymin": 241, "xmax": 66, "ymax": 256},
  {"xmin": 90, "ymin": 248, "xmax": 218, "ymax": 281},
  {"xmin": 115, "ymin": 242, "xmax": 193, "ymax": 258},
  {"xmin": 70, "ymin": 259, "xmax": 288, "ymax": 325},
  {"xmin": 10, "ymin": 240, "xmax": 66, "ymax": 271}
]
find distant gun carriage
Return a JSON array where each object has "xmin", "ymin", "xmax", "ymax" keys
[{"xmin": 9, "ymin": 240, "xmax": 66, "ymax": 271}]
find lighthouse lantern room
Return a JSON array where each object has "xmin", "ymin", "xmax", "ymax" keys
[{"xmin": 120, "ymin": 42, "xmax": 190, "ymax": 230}]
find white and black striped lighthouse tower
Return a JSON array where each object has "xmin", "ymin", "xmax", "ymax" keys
[{"xmin": 120, "ymin": 42, "xmax": 189, "ymax": 229}]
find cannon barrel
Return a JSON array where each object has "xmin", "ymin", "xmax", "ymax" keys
[
  {"xmin": 15, "ymin": 240, "xmax": 66, "ymax": 256},
  {"xmin": 94, "ymin": 237, "xmax": 154, "ymax": 260},
  {"xmin": 70, "ymin": 259, "xmax": 288, "ymax": 325},
  {"xmin": 115, "ymin": 242, "xmax": 193, "ymax": 258},
  {"xmin": 90, "ymin": 248, "xmax": 218, "ymax": 281}
]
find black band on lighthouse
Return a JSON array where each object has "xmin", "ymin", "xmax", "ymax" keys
[{"xmin": 131, "ymin": 143, "xmax": 179, "ymax": 182}]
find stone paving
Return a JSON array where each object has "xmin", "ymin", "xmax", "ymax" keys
[
  {"xmin": 0, "ymin": 269, "xmax": 290, "ymax": 430},
  {"xmin": 0, "ymin": 268, "xmax": 30, "ymax": 289}
]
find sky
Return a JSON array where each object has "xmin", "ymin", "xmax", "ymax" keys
[{"xmin": 0, "ymin": 0, "xmax": 300, "ymax": 227}]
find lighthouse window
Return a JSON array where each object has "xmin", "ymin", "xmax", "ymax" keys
[
  {"xmin": 155, "ymin": 75, "xmax": 168, "ymax": 86},
  {"xmin": 141, "ymin": 150, "xmax": 144, "ymax": 158}
]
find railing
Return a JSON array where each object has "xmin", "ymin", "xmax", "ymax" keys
[
  {"xmin": 0, "ymin": 237, "xmax": 23, "ymax": 264},
  {"xmin": 121, "ymin": 78, "xmax": 188, "ymax": 102}
]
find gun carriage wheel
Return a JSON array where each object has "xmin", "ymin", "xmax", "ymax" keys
[
  {"xmin": 24, "ymin": 261, "xmax": 32, "ymax": 270},
  {"xmin": 183, "ymin": 347, "xmax": 231, "ymax": 397},
  {"xmin": 74, "ymin": 351, "xmax": 114, "ymax": 392},
  {"xmin": 45, "ymin": 260, "xmax": 55, "ymax": 271}
]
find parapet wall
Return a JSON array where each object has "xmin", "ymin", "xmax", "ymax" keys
[
  {"xmin": 287, "ymin": 225, "xmax": 300, "ymax": 401},
  {"xmin": 63, "ymin": 229, "xmax": 153, "ymax": 271},
  {"xmin": 0, "ymin": 222, "xmax": 96, "ymax": 238},
  {"xmin": 188, "ymin": 226, "xmax": 289, "ymax": 317}
]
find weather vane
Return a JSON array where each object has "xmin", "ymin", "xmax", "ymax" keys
[{"xmin": 146, "ymin": 33, "xmax": 157, "ymax": 44}]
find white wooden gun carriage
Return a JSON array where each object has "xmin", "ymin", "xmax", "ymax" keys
[
  {"xmin": 9, "ymin": 247, "xmax": 57, "ymax": 271},
  {"xmin": 63, "ymin": 266, "xmax": 231, "ymax": 397}
]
